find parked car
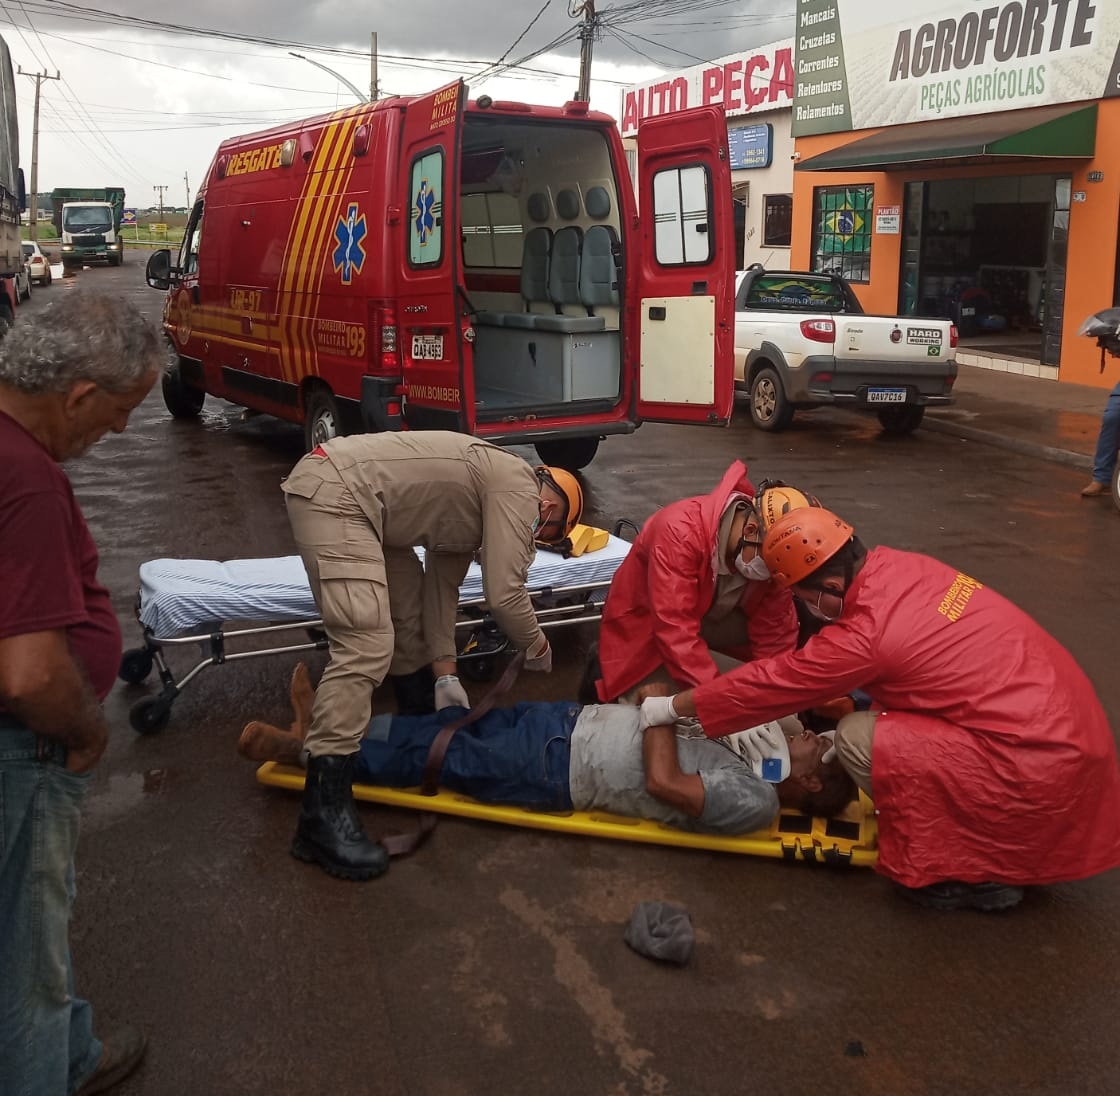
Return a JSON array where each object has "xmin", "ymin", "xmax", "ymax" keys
[
  {"xmin": 734, "ymin": 267, "xmax": 958, "ymax": 434},
  {"xmin": 22, "ymin": 239, "xmax": 52, "ymax": 286}
]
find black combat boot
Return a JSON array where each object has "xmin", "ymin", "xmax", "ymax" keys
[
  {"xmin": 390, "ymin": 665, "xmax": 436, "ymax": 715},
  {"xmin": 291, "ymin": 754, "xmax": 389, "ymax": 881}
]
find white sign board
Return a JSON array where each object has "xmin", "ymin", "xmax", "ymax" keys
[
  {"xmin": 793, "ymin": 0, "xmax": 1120, "ymax": 135},
  {"xmin": 875, "ymin": 205, "xmax": 901, "ymax": 233},
  {"xmin": 621, "ymin": 38, "xmax": 793, "ymax": 137}
]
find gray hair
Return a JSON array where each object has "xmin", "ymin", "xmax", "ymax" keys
[{"xmin": 0, "ymin": 290, "xmax": 164, "ymax": 394}]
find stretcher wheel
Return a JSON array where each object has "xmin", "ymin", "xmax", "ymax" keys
[
  {"xmin": 118, "ymin": 647, "xmax": 154, "ymax": 684},
  {"xmin": 459, "ymin": 656, "xmax": 495, "ymax": 683},
  {"xmin": 129, "ymin": 695, "xmax": 172, "ymax": 735}
]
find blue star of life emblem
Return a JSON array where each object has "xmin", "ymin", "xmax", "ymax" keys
[
  {"xmin": 414, "ymin": 179, "xmax": 436, "ymax": 247},
  {"xmin": 332, "ymin": 202, "xmax": 367, "ymax": 285}
]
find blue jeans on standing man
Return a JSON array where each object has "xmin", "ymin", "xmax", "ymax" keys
[
  {"xmin": 1090, "ymin": 380, "xmax": 1120, "ymax": 486},
  {"xmin": 0, "ymin": 721, "xmax": 103, "ymax": 1096}
]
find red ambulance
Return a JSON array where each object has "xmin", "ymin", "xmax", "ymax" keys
[{"xmin": 145, "ymin": 80, "xmax": 736, "ymax": 470}]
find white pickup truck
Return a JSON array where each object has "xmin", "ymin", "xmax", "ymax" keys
[{"xmin": 734, "ymin": 268, "xmax": 957, "ymax": 434}]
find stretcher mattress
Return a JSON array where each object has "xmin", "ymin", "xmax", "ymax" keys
[
  {"xmin": 138, "ymin": 536, "xmax": 631, "ymax": 638},
  {"xmin": 256, "ymin": 762, "xmax": 879, "ymax": 867}
]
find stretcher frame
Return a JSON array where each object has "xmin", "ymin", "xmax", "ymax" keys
[
  {"xmin": 256, "ymin": 762, "xmax": 880, "ymax": 867},
  {"xmin": 118, "ymin": 530, "xmax": 637, "ymax": 736}
]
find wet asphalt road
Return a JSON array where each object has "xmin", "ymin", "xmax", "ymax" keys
[{"xmin": 24, "ymin": 254, "xmax": 1120, "ymax": 1096}]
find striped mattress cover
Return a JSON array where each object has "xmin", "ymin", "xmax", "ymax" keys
[{"xmin": 137, "ymin": 535, "xmax": 631, "ymax": 638}]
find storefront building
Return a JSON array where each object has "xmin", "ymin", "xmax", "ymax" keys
[
  {"xmin": 791, "ymin": 0, "xmax": 1120, "ymax": 385},
  {"xmin": 620, "ymin": 39, "xmax": 794, "ymax": 270}
]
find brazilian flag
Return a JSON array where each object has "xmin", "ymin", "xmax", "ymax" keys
[{"xmin": 817, "ymin": 188, "xmax": 871, "ymax": 254}]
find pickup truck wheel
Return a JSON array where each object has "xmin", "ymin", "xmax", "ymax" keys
[
  {"xmin": 749, "ymin": 367, "xmax": 794, "ymax": 432},
  {"xmin": 162, "ymin": 356, "xmax": 205, "ymax": 418},
  {"xmin": 877, "ymin": 405, "xmax": 925, "ymax": 434},
  {"xmin": 304, "ymin": 387, "xmax": 342, "ymax": 451},
  {"xmin": 535, "ymin": 436, "xmax": 599, "ymax": 471}
]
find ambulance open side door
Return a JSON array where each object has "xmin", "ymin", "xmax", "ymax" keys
[
  {"xmin": 396, "ymin": 79, "xmax": 472, "ymax": 434},
  {"xmin": 634, "ymin": 106, "xmax": 735, "ymax": 426}
]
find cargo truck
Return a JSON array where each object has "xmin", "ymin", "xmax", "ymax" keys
[{"xmin": 51, "ymin": 186, "xmax": 126, "ymax": 267}]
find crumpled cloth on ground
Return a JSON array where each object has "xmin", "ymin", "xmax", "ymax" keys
[{"xmin": 623, "ymin": 901, "xmax": 694, "ymax": 965}]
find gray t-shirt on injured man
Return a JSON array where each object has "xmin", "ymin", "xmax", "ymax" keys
[{"xmin": 567, "ymin": 705, "xmax": 778, "ymax": 835}]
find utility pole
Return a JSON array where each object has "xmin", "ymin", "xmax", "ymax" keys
[
  {"xmin": 184, "ymin": 171, "xmax": 191, "ymax": 209},
  {"xmin": 153, "ymin": 184, "xmax": 167, "ymax": 220},
  {"xmin": 574, "ymin": 1, "xmax": 597, "ymax": 102},
  {"xmin": 370, "ymin": 32, "xmax": 379, "ymax": 101},
  {"xmin": 17, "ymin": 67, "xmax": 60, "ymax": 241}
]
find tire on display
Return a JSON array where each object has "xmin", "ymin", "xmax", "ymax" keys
[
  {"xmin": 162, "ymin": 355, "xmax": 205, "ymax": 418},
  {"xmin": 877, "ymin": 405, "xmax": 925, "ymax": 434},
  {"xmin": 534, "ymin": 436, "xmax": 599, "ymax": 471},
  {"xmin": 304, "ymin": 387, "xmax": 342, "ymax": 452},
  {"xmin": 129, "ymin": 696, "xmax": 172, "ymax": 735},
  {"xmin": 748, "ymin": 366, "xmax": 794, "ymax": 432},
  {"xmin": 118, "ymin": 648, "xmax": 154, "ymax": 684}
]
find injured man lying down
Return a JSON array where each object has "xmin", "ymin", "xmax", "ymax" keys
[{"xmin": 242, "ymin": 665, "xmax": 856, "ymax": 836}]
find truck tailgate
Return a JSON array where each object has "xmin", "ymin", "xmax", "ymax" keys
[{"xmin": 835, "ymin": 317, "xmax": 953, "ymax": 366}]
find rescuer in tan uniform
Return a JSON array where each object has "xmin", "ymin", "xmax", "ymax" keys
[{"xmin": 280, "ymin": 430, "xmax": 584, "ymax": 880}]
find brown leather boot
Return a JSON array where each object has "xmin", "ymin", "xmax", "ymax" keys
[
  {"xmin": 239, "ymin": 720, "xmax": 303, "ymax": 764},
  {"xmin": 289, "ymin": 662, "xmax": 315, "ymax": 738},
  {"xmin": 1080, "ymin": 481, "xmax": 1107, "ymax": 497}
]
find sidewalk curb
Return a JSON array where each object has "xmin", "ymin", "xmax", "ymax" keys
[{"xmin": 921, "ymin": 417, "xmax": 1093, "ymax": 471}]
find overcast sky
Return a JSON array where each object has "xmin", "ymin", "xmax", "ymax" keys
[{"xmin": 3, "ymin": 0, "xmax": 792, "ymax": 211}]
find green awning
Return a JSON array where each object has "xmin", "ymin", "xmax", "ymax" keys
[{"xmin": 796, "ymin": 103, "xmax": 1097, "ymax": 172}]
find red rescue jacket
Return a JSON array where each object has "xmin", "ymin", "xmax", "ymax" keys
[
  {"xmin": 690, "ymin": 547, "xmax": 1120, "ymax": 888},
  {"xmin": 596, "ymin": 461, "xmax": 798, "ymax": 701}
]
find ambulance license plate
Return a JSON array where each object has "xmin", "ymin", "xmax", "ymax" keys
[
  {"xmin": 866, "ymin": 388, "xmax": 907, "ymax": 404},
  {"xmin": 411, "ymin": 334, "xmax": 444, "ymax": 360}
]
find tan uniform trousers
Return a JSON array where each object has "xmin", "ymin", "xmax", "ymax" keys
[
  {"xmin": 834, "ymin": 710, "xmax": 877, "ymax": 799},
  {"xmin": 283, "ymin": 458, "xmax": 396, "ymax": 759}
]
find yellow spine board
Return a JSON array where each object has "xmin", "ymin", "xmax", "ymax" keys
[{"xmin": 256, "ymin": 762, "xmax": 879, "ymax": 867}]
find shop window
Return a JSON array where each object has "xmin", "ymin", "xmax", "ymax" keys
[
  {"xmin": 763, "ymin": 194, "xmax": 792, "ymax": 248},
  {"xmin": 811, "ymin": 185, "xmax": 873, "ymax": 283},
  {"xmin": 461, "ymin": 192, "xmax": 523, "ymax": 268}
]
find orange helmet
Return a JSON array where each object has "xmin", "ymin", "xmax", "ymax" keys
[
  {"xmin": 762, "ymin": 508, "xmax": 854, "ymax": 589},
  {"xmin": 535, "ymin": 465, "xmax": 585, "ymax": 542},
  {"xmin": 755, "ymin": 483, "xmax": 821, "ymax": 535}
]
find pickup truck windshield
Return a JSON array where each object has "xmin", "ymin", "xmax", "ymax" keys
[{"xmin": 744, "ymin": 275, "xmax": 851, "ymax": 313}]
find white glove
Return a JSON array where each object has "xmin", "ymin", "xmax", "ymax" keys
[
  {"xmin": 434, "ymin": 674, "xmax": 470, "ymax": 711},
  {"xmin": 524, "ymin": 635, "xmax": 552, "ymax": 672},
  {"xmin": 638, "ymin": 695, "xmax": 677, "ymax": 730},
  {"xmin": 726, "ymin": 721, "xmax": 791, "ymax": 783},
  {"xmin": 819, "ymin": 728, "xmax": 837, "ymax": 764}
]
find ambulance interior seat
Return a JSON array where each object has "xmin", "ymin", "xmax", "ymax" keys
[
  {"xmin": 578, "ymin": 186, "xmax": 620, "ymax": 329},
  {"xmin": 533, "ymin": 226, "xmax": 604, "ymax": 334}
]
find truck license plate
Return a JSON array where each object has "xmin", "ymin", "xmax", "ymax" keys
[
  {"xmin": 411, "ymin": 334, "xmax": 444, "ymax": 360},
  {"xmin": 867, "ymin": 388, "xmax": 907, "ymax": 404}
]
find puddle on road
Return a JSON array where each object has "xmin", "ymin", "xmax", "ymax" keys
[{"xmin": 84, "ymin": 768, "xmax": 168, "ymax": 829}]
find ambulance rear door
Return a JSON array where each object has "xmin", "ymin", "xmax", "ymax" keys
[
  {"xmin": 633, "ymin": 106, "xmax": 735, "ymax": 426},
  {"xmin": 396, "ymin": 80, "xmax": 472, "ymax": 433}
]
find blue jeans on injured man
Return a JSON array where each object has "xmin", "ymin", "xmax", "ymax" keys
[
  {"xmin": 1091, "ymin": 380, "xmax": 1120, "ymax": 485},
  {"xmin": 0, "ymin": 722, "xmax": 103, "ymax": 1096},
  {"xmin": 358, "ymin": 701, "xmax": 581, "ymax": 812}
]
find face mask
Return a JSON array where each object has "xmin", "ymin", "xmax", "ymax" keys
[
  {"xmin": 735, "ymin": 554, "xmax": 771, "ymax": 581},
  {"xmin": 803, "ymin": 588, "xmax": 843, "ymax": 623}
]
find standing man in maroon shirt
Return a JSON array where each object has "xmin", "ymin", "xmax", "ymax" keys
[{"xmin": 0, "ymin": 292, "xmax": 161, "ymax": 1096}]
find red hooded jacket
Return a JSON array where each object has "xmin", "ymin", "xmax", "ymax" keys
[
  {"xmin": 690, "ymin": 547, "xmax": 1120, "ymax": 888},
  {"xmin": 596, "ymin": 461, "xmax": 799, "ymax": 701}
]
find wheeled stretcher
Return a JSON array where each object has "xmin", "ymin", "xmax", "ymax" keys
[
  {"xmin": 119, "ymin": 534, "xmax": 632, "ymax": 734},
  {"xmin": 256, "ymin": 762, "xmax": 880, "ymax": 867}
]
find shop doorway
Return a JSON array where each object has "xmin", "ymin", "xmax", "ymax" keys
[{"xmin": 898, "ymin": 174, "xmax": 1071, "ymax": 366}]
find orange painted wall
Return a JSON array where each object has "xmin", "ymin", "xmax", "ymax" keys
[{"xmin": 791, "ymin": 98, "xmax": 1120, "ymax": 388}]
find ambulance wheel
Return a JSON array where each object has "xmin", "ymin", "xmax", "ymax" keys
[
  {"xmin": 118, "ymin": 647, "xmax": 154, "ymax": 684},
  {"xmin": 877, "ymin": 405, "xmax": 925, "ymax": 434},
  {"xmin": 1110, "ymin": 456, "xmax": 1120, "ymax": 514},
  {"xmin": 129, "ymin": 695, "xmax": 172, "ymax": 735},
  {"xmin": 748, "ymin": 367, "xmax": 794, "ymax": 432},
  {"xmin": 304, "ymin": 388, "xmax": 342, "ymax": 451},
  {"xmin": 534, "ymin": 436, "xmax": 599, "ymax": 471},
  {"xmin": 163, "ymin": 358, "xmax": 205, "ymax": 418}
]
